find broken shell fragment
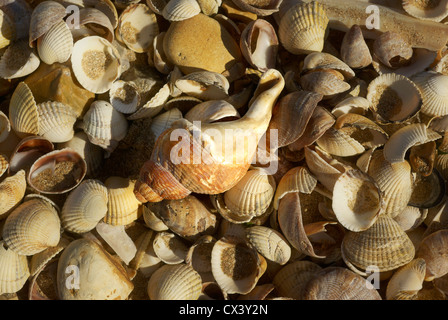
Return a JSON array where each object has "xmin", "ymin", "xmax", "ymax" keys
[
  {"xmin": 175, "ymin": 71, "xmax": 230, "ymax": 100},
  {"xmin": 373, "ymin": 31, "xmax": 413, "ymax": 69},
  {"xmin": 0, "ymin": 40, "xmax": 40, "ymax": 80}
]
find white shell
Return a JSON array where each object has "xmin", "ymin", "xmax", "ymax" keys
[
  {"xmin": 162, "ymin": 0, "xmax": 201, "ymax": 21},
  {"xmin": 37, "ymin": 20, "xmax": 73, "ymax": 65},
  {"xmin": 37, "ymin": 101, "xmax": 77, "ymax": 143},
  {"xmin": 109, "ymin": 80, "xmax": 140, "ymax": 114},
  {"xmin": 0, "ymin": 40, "xmax": 40, "ymax": 79},
  {"xmin": 0, "ymin": 241, "xmax": 29, "ymax": 295}
]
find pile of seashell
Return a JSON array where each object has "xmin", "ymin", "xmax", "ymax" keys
[{"xmin": 2, "ymin": 0, "xmax": 448, "ymax": 301}]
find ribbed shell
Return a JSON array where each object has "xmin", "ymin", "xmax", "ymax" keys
[
  {"xmin": 0, "ymin": 170, "xmax": 27, "ymax": 220},
  {"xmin": 150, "ymin": 108, "xmax": 183, "ymax": 139},
  {"xmin": 103, "ymin": 176, "xmax": 141, "ymax": 226},
  {"xmin": 29, "ymin": 237, "xmax": 69, "ymax": 277},
  {"xmin": 386, "ymin": 258, "xmax": 426, "ymax": 300},
  {"xmin": 278, "ymin": 1, "xmax": 329, "ymax": 55},
  {"xmin": 9, "ymin": 82, "xmax": 39, "ymax": 138},
  {"xmin": 412, "ymin": 71, "xmax": 448, "ymax": 117},
  {"xmin": 147, "ymin": 263, "xmax": 202, "ymax": 300},
  {"xmin": 341, "ymin": 215, "xmax": 415, "ymax": 274},
  {"xmin": 272, "ymin": 260, "xmax": 322, "ymax": 300},
  {"xmin": 109, "ymin": 80, "xmax": 140, "ymax": 114},
  {"xmin": 29, "ymin": 0, "xmax": 66, "ymax": 47},
  {"xmin": 245, "ymin": 226, "xmax": 291, "ymax": 265},
  {"xmin": 61, "ymin": 179, "xmax": 108, "ymax": 233},
  {"xmin": 2, "ymin": 199, "xmax": 61, "ymax": 256},
  {"xmin": 162, "ymin": 0, "xmax": 201, "ymax": 21},
  {"xmin": 37, "ymin": 101, "xmax": 77, "ymax": 143},
  {"xmin": 127, "ymin": 83, "xmax": 171, "ymax": 120},
  {"xmin": 416, "ymin": 229, "xmax": 448, "ymax": 281},
  {"xmin": 0, "ymin": 153, "xmax": 8, "ymax": 178},
  {"xmin": 0, "ymin": 110, "xmax": 10, "ymax": 144},
  {"xmin": 153, "ymin": 231, "xmax": 189, "ymax": 264},
  {"xmin": 0, "ymin": 241, "xmax": 30, "ymax": 295},
  {"xmin": 223, "ymin": 169, "xmax": 276, "ymax": 218},
  {"xmin": 316, "ymin": 126, "xmax": 365, "ymax": 157},
  {"xmin": 37, "ymin": 19, "xmax": 73, "ymax": 65}
]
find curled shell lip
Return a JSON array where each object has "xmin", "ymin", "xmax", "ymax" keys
[
  {"xmin": 8, "ymin": 135, "xmax": 54, "ymax": 174},
  {"xmin": 0, "ymin": 40, "xmax": 41, "ymax": 80},
  {"xmin": 402, "ymin": 0, "xmax": 448, "ymax": 22},
  {"xmin": 231, "ymin": 0, "xmax": 282, "ymax": 16},
  {"xmin": 373, "ymin": 31, "xmax": 413, "ymax": 69}
]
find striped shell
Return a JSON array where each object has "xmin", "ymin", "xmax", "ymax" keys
[
  {"xmin": 37, "ymin": 101, "xmax": 77, "ymax": 143},
  {"xmin": 9, "ymin": 82, "xmax": 39, "ymax": 139},
  {"xmin": 245, "ymin": 226, "xmax": 291, "ymax": 265},
  {"xmin": 412, "ymin": 71, "xmax": 448, "ymax": 117},
  {"xmin": 0, "ymin": 241, "xmax": 29, "ymax": 295},
  {"xmin": 0, "ymin": 170, "xmax": 27, "ymax": 220},
  {"xmin": 37, "ymin": 20, "xmax": 73, "ymax": 65},
  {"xmin": 162, "ymin": 0, "xmax": 201, "ymax": 21},
  {"xmin": 386, "ymin": 258, "xmax": 426, "ymax": 300}
]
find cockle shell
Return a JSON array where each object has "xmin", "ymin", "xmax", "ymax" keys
[
  {"xmin": 2, "ymin": 198, "xmax": 61, "ymax": 256},
  {"xmin": 245, "ymin": 226, "xmax": 291, "ymax": 265},
  {"xmin": 109, "ymin": 80, "xmax": 140, "ymax": 114},
  {"xmin": 36, "ymin": 101, "xmax": 77, "ymax": 143},
  {"xmin": 103, "ymin": 176, "xmax": 141, "ymax": 226},
  {"xmin": 386, "ymin": 258, "xmax": 426, "ymax": 300},
  {"xmin": 278, "ymin": 1, "xmax": 329, "ymax": 55},
  {"xmin": 29, "ymin": 1, "xmax": 66, "ymax": 48},
  {"xmin": 142, "ymin": 204, "xmax": 169, "ymax": 231},
  {"xmin": 0, "ymin": 170, "xmax": 27, "ymax": 220},
  {"xmin": 29, "ymin": 237, "xmax": 69, "ymax": 277},
  {"xmin": 37, "ymin": 19, "xmax": 73, "ymax": 65},
  {"xmin": 162, "ymin": 0, "xmax": 201, "ymax": 21},
  {"xmin": 303, "ymin": 267, "xmax": 382, "ymax": 300},
  {"xmin": 331, "ymin": 97, "xmax": 370, "ymax": 118},
  {"xmin": 71, "ymin": 35, "xmax": 121, "ymax": 94},
  {"xmin": 408, "ymin": 169, "xmax": 445, "ymax": 209},
  {"xmin": 0, "ymin": 40, "xmax": 40, "ymax": 79},
  {"xmin": 71, "ymin": 7, "xmax": 115, "ymax": 42},
  {"xmin": 61, "ymin": 179, "xmax": 108, "ymax": 234},
  {"xmin": 56, "ymin": 239, "xmax": 134, "ymax": 300},
  {"xmin": 147, "ymin": 263, "xmax": 202, "ymax": 300},
  {"xmin": 211, "ymin": 235, "xmax": 266, "ymax": 295},
  {"xmin": 150, "ymin": 108, "xmax": 183, "ymax": 140},
  {"xmin": 416, "ymin": 229, "xmax": 448, "ymax": 281},
  {"xmin": 118, "ymin": 4, "xmax": 159, "ymax": 53},
  {"xmin": 0, "ymin": 153, "xmax": 8, "ymax": 178},
  {"xmin": 402, "ymin": 0, "xmax": 448, "ymax": 22},
  {"xmin": 0, "ymin": 241, "xmax": 29, "ymax": 295},
  {"xmin": 8, "ymin": 82, "xmax": 39, "ymax": 139},
  {"xmin": 341, "ymin": 214, "xmax": 415, "ymax": 275},
  {"xmin": 412, "ymin": 71, "xmax": 448, "ymax": 117}
]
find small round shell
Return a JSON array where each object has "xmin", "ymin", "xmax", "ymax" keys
[
  {"xmin": 109, "ymin": 80, "xmax": 140, "ymax": 114},
  {"xmin": 61, "ymin": 179, "xmax": 108, "ymax": 234},
  {"xmin": 245, "ymin": 226, "xmax": 291, "ymax": 265},
  {"xmin": 0, "ymin": 241, "xmax": 29, "ymax": 295},
  {"xmin": 278, "ymin": 1, "xmax": 329, "ymax": 54},
  {"xmin": 147, "ymin": 263, "xmax": 202, "ymax": 300},
  {"xmin": 37, "ymin": 101, "xmax": 77, "ymax": 143},
  {"xmin": 153, "ymin": 231, "xmax": 189, "ymax": 264},
  {"xmin": 412, "ymin": 71, "xmax": 448, "ymax": 117},
  {"xmin": 162, "ymin": 0, "xmax": 201, "ymax": 21},
  {"xmin": 0, "ymin": 170, "xmax": 27, "ymax": 220},
  {"xmin": 71, "ymin": 36, "xmax": 121, "ymax": 94},
  {"xmin": 8, "ymin": 136, "xmax": 54, "ymax": 173},
  {"xmin": 2, "ymin": 198, "xmax": 61, "ymax": 256}
]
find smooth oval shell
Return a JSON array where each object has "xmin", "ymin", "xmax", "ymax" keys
[
  {"xmin": 147, "ymin": 263, "xmax": 202, "ymax": 300},
  {"xmin": 61, "ymin": 179, "xmax": 108, "ymax": 233},
  {"xmin": 0, "ymin": 170, "xmax": 27, "ymax": 220},
  {"xmin": 2, "ymin": 198, "xmax": 61, "ymax": 256},
  {"xmin": 0, "ymin": 111, "xmax": 10, "ymax": 144},
  {"xmin": 56, "ymin": 239, "xmax": 134, "ymax": 300},
  {"xmin": 0, "ymin": 40, "xmax": 40, "ymax": 79},
  {"xmin": 0, "ymin": 241, "xmax": 29, "ymax": 295}
]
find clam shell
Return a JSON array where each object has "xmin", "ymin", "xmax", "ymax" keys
[
  {"xmin": 152, "ymin": 231, "xmax": 189, "ymax": 264},
  {"xmin": 29, "ymin": 1, "xmax": 67, "ymax": 48},
  {"xmin": 299, "ymin": 69, "xmax": 351, "ymax": 97},
  {"xmin": 0, "ymin": 39, "xmax": 40, "ymax": 79},
  {"xmin": 245, "ymin": 226, "xmax": 291, "ymax": 265},
  {"xmin": 272, "ymin": 260, "xmax": 322, "ymax": 300},
  {"xmin": 37, "ymin": 19, "xmax": 73, "ymax": 65},
  {"xmin": 75, "ymin": 7, "xmax": 114, "ymax": 43},
  {"xmin": 331, "ymin": 97, "xmax": 370, "ymax": 118},
  {"xmin": 0, "ymin": 110, "xmax": 10, "ymax": 144},
  {"xmin": 0, "ymin": 170, "xmax": 27, "ymax": 220},
  {"xmin": 373, "ymin": 31, "xmax": 413, "ymax": 69},
  {"xmin": 302, "ymin": 52, "xmax": 355, "ymax": 80},
  {"xmin": 0, "ymin": 8, "xmax": 15, "ymax": 49},
  {"xmin": 153, "ymin": 31, "xmax": 173, "ymax": 75},
  {"xmin": 0, "ymin": 241, "xmax": 29, "ymax": 295},
  {"xmin": 224, "ymin": 169, "xmax": 276, "ymax": 219},
  {"xmin": 402, "ymin": 0, "xmax": 448, "ymax": 22},
  {"xmin": 175, "ymin": 71, "xmax": 230, "ymax": 100},
  {"xmin": 341, "ymin": 214, "xmax": 415, "ymax": 275},
  {"xmin": 56, "ymin": 238, "xmax": 134, "ymax": 300},
  {"xmin": 71, "ymin": 35, "xmax": 121, "ymax": 94},
  {"xmin": 104, "ymin": 176, "xmax": 141, "ymax": 226},
  {"xmin": 8, "ymin": 82, "xmax": 39, "ymax": 139},
  {"xmin": 416, "ymin": 229, "xmax": 448, "ymax": 280},
  {"xmin": 2, "ymin": 198, "xmax": 61, "ymax": 256},
  {"xmin": 184, "ymin": 100, "xmax": 240, "ymax": 124},
  {"xmin": 118, "ymin": 4, "xmax": 159, "ymax": 53},
  {"xmin": 340, "ymin": 24, "xmax": 372, "ymax": 69},
  {"xmin": 61, "ymin": 179, "xmax": 108, "ymax": 234},
  {"xmin": 36, "ymin": 101, "xmax": 77, "ymax": 143},
  {"xmin": 27, "ymin": 148, "xmax": 87, "ymax": 194},
  {"xmin": 146, "ymin": 0, "xmax": 171, "ymax": 15},
  {"xmin": 332, "ymin": 169, "xmax": 384, "ymax": 232},
  {"xmin": 303, "ymin": 267, "xmax": 382, "ymax": 300},
  {"xmin": 147, "ymin": 263, "xmax": 202, "ymax": 300},
  {"xmin": 394, "ymin": 206, "xmax": 428, "ymax": 232},
  {"xmin": 142, "ymin": 204, "xmax": 169, "ymax": 231},
  {"xmin": 8, "ymin": 136, "xmax": 54, "ymax": 173},
  {"xmin": 82, "ymin": 100, "xmax": 129, "ymax": 153},
  {"xmin": 162, "ymin": 0, "xmax": 201, "ymax": 21},
  {"xmin": 211, "ymin": 235, "xmax": 266, "ymax": 294},
  {"xmin": 278, "ymin": 1, "xmax": 329, "ymax": 55},
  {"xmin": 412, "ymin": 71, "xmax": 448, "ymax": 117},
  {"xmin": 386, "ymin": 258, "xmax": 426, "ymax": 300},
  {"xmin": 408, "ymin": 169, "xmax": 445, "ymax": 209},
  {"xmin": 150, "ymin": 108, "xmax": 183, "ymax": 140},
  {"xmin": 366, "ymin": 73, "xmax": 422, "ymax": 124},
  {"xmin": 109, "ymin": 80, "xmax": 140, "ymax": 114}
]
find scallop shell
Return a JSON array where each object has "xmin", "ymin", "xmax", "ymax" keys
[
  {"xmin": 29, "ymin": 0, "xmax": 67, "ymax": 48},
  {"xmin": 0, "ymin": 8, "xmax": 15, "ymax": 49},
  {"xmin": 416, "ymin": 229, "xmax": 448, "ymax": 281},
  {"xmin": 412, "ymin": 71, "xmax": 448, "ymax": 117},
  {"xmin": 103, "ymin": 176, "xmax": 141, "ymax": 226},
  {"xmin": 2, "ymin": 198, "xmax": 61, "ymax": 256},
  {"xmin": 8, "ymin": 82, "xmax": 39, "ymax": 139},
  {"xmin": 152, "ymin": 231, "xmax": 189, "ymax": 264},
  {"xmin": 27, "ymin": 148, "xmax": 87, "ymax": 194},
  {"xmin": 118, "ymin": 3, "xmax": 159, "ymax": 53},
  {"xmin": 0, "ymin": 39, "xmax": 40, "ymax": 79},
  {"xmin": 278, "ymin": 1, "xmax": 329, "ymax": 55},
  {"xmin": 162, "ymin": 0, "xmax": 201, "ymax": 21},
  {"xmin": 36, "ymin": 101, "xmax": 77, "ymax": 143},
  {"xmin": 223, "ymin": 169, "xmax": 276, "ymax": 219},
  {"xmin": 366, "ymin": 73, "xmax": 422, "ymax": 124},
  {"xmin": 0, "ymin": 241, "xmax": 29, "ymax": 295},
  {"xmin": 56, "ymin": 238, "xmax": 133, "ymax": 300},
  {"xmin": 0, "ymin": 170, "xmax": 27, "ymax": 220},
  {"xmin": 71, "ymin": 36, "xmax": 121, "ymax": 94},
  {"xmin": 61, "ymin": 179, "xmax": 108, "ymax": 234},
  {"xmin": 332, "ymin": 169, "xmax": 384, "ymax": 232},
  {"xmin": 245, "ymin": 226, "xmax": 291, "ymax": 265},
  {"xmin": 211, "ymin": 235, "xmax": 266, "ymax": 295},
  {"xmin": 303, "ymin": 267, "xmax": 382, "ymax": 300},
  {"xmin": 82, "ymin": 100, "xmax": 129, "ymax": 154},
  {"xmin": 341, "ymin": 214, "xmax": 415, "ymax": 275},
  {"xmin": 272, "ymin": 260, "xmax": 322, "ymax": 300},
  {"xmin": 37, "ymin": 19, "xmax": 73, "ymax": 65},
  {"xmin": 147, "ymin": 263, "xmax": 202, "ymax": 300},
  {"xmin": 402, "ymin": 0, "xmax": 448, "ymax": 22},
  {"xmin": 386, "ymin": 258, "xmax": 426, "ymax": 300}
]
